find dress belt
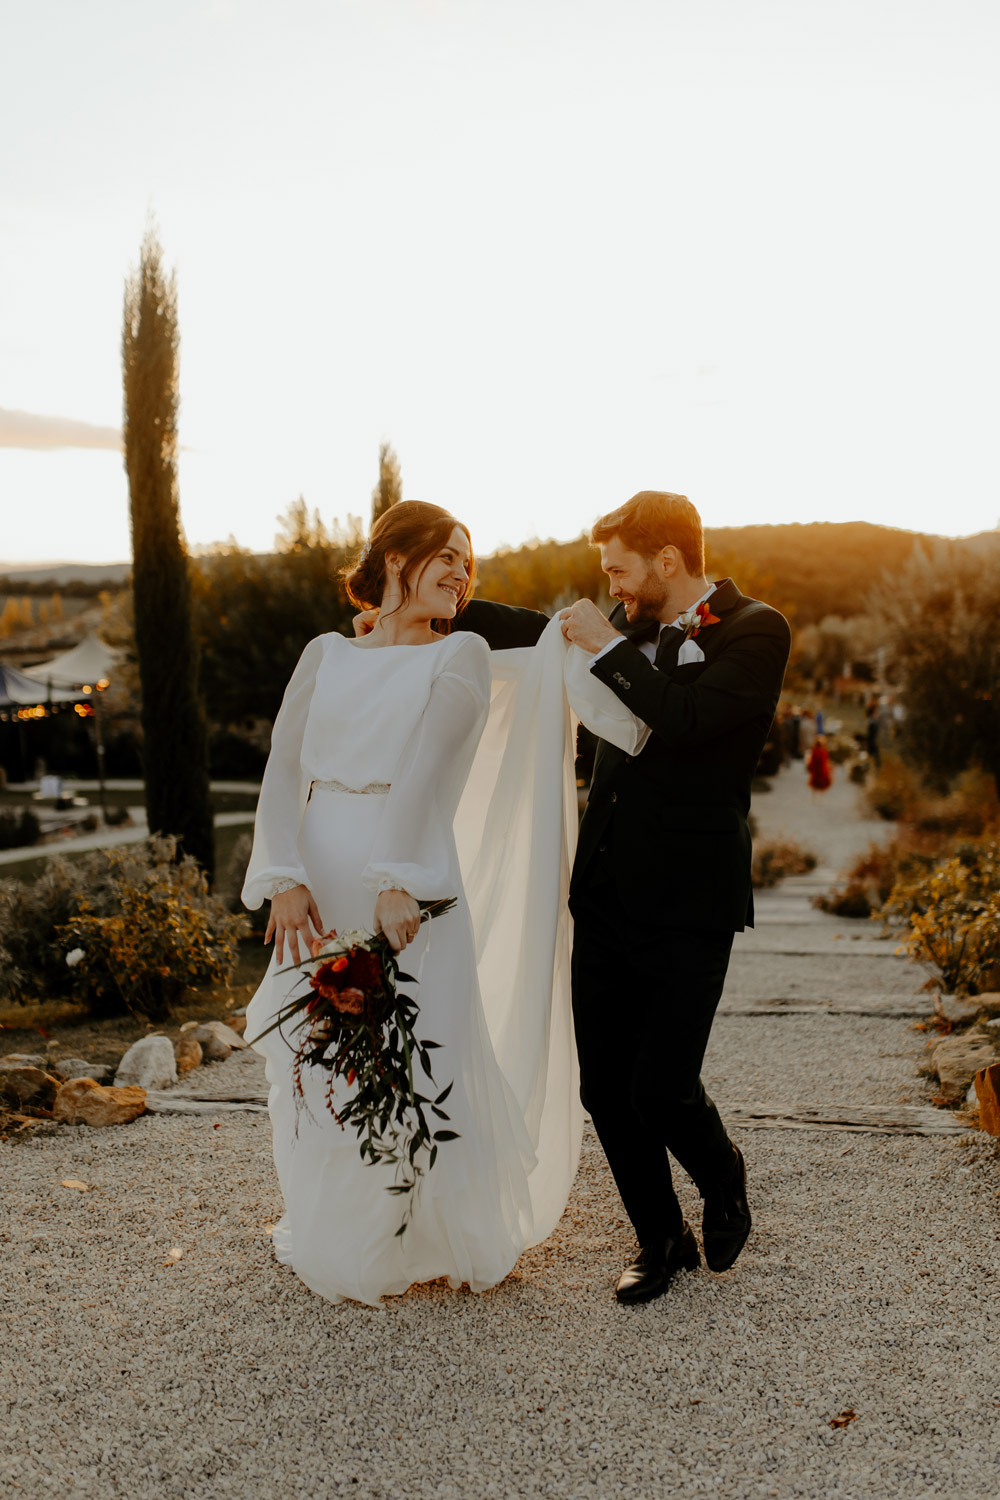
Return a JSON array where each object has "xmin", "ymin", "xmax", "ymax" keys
[{"xmin": 307, "ymin": 778, "xmax": 392, "ymax": 801}]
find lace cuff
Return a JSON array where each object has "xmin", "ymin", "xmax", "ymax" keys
[
  {"xmin": 373, "ymin": 876, "xmax": 412, "ymax": 896},
  {"xmin": 265, "ymin": 876, "xmax": 302, "ymax": 900}
]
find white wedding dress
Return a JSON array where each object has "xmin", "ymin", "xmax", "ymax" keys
[{"xmin": 242, "ymin": 618, "xmax": 647, "ymax": 1306}]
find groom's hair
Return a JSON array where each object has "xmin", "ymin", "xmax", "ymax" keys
[{"xmin": 591, "ymin": 491, "xmax": 705, "ymax": 576}]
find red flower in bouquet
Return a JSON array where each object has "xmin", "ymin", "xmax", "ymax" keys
[{"xmin": 309, "ymin": 947, "xmax": 386, "ymax": 1017}]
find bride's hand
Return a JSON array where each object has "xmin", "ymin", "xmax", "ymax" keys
[
  {"xmin": 266, "ymin": 884, "xmax": 324, "ymax": 965},
  {"xmin": 353, "ymin": 607, "xmax": 380, "ymax": 638},
  {"xmin": 374, "ymin": 889, "xmax": 421, "ymax": 952}
]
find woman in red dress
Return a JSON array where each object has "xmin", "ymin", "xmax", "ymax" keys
[{"xmin": 806, "ymin": 735, "xmax": 832, "ymax": 793}]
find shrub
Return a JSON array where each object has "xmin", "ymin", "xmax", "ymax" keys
[
  {"xmin": 815, "ymin": 839, "xmax": 902, "ymax": 919},
  {"xmin": 0, "ymin": 808, "xmax": 41, "ymax": 850},
  {"xmin": 865, "ymin": 756, "xmax": 923, "ymax": 821},
  {"xmin": 0, "ymin": 836, "xmax": 248, "ymax": 1019},
  {"xmin": 815, "ymin": 883, "xmax": 874, "ymax": 919},
  {"xmin": 906, "ymin": 769, "xmax": 999, "ymax": 840},
  {"xmin": 884, "ymin": 840, "xmax": 1000, "ymax": 996},
  {"xmin": 752, "ymin": 838, "xmax": 817, "ymax": 889}
]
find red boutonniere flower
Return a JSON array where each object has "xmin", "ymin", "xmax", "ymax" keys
[{"xmin": 690, "ymin": 601, "xmax": 720, "ymax": 640}]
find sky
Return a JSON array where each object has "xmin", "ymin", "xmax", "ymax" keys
[{"xmin": 1, "ymin": 0, "xmax": 998, "ymax": 565}]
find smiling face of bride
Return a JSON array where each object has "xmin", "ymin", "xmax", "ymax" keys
[
  {"xmin": 392, "ymin": 525, "xmax": 473, "ymax": 623},
  {"xmin": 343, "ymin": 501, "xmax": 475, "ymax": 639}
]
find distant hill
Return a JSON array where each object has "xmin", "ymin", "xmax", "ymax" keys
[
  {"xmin": 705, "ymin": 522, "xmax": 998, "ymax": 622},
  {"xmin": 0, "ymin": 561, "xmax": 131, "ymax": 586}
]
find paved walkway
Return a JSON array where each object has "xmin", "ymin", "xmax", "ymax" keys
[
  {"xmin": 4, "ymin": 765, "xmax": 999, "ymax": 1500},
  {"xmin": 0, "ymin": 781, "xmax": 259, "ymax": 867}
]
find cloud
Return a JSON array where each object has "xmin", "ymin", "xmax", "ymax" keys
[{"xmin": 0, "ymin": 407, "xmax": 122, "ymax": 452}]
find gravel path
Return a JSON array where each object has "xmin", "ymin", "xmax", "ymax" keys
[{"xmin": 4, "ymin": 765, "xmax": 999, "ymax": 1500}]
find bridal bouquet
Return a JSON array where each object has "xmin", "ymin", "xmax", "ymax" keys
[{"xmin": 248, "ymin": 899, "xmax": 459, "ymax": 1234}]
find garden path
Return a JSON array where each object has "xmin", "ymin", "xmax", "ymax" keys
[{"xmin": 4, "ymin": 762, "xmax": 999, "ymax": 1500}]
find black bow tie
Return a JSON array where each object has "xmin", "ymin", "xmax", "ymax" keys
[{"xmin": 622, "ymin": 619, "xmax": 663, "ymax": 647}]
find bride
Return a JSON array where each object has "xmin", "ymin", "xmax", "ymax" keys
[{"xmin": 242, "ymin": 500, "xmax": 646, "ymax": 1306}]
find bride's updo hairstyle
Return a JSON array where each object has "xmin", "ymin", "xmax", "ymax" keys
[{"xmin": 343, "ymin": 501, "xmax": 476, "ymax": 628}]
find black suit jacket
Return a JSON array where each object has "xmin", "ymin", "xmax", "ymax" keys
[
  {"xmin": 574, "ymin": 579, "xmax": 790, "ymax": 931},
  {"xmin": 455, "ymin": 598, "xmax": 549, "ymax": 650},
  {"xmin": 455, "ymin": 584, "xmax": 789, "ymax": 933}
]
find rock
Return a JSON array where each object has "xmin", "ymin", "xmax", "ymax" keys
[
  {"xmin": 0, "ymin": 1053, "xmax": 46, "ymax": 1069},
  {"xmin": 204, "ymin": 1020, "xmax": 248, "ymax": 1050},
  {"xmin": 114, "ymin": 1035, "xmax": 178, "ymax": 1090},
  {"xmin": 974, "ymin": 1063, "xmax": 1000, "ymax": 1136},
  {"xmin": 938, "ymin": 995, "xmax": 985, "ymax": 1024},
  {"xmin": 0, "ymin": 1066, "xmax": 59, "ymax": 1111},
  {"xmin": 223, "ymin": 1014, "xmax": 247, "ymax": 1037},
  {"xmin": 173, "ymin": 1035, "xmax": 204, "ymax": 1076},
  {"xmin": 53, "ymin": 1078, "xmax": 147, "ymax": 1127},
  {"xmin": 931, "ymin": 1031, "xmax": 1000, "ymax": 1104},
  {"xmin": 52, "ymin": 1057, "xmax": 115, "ymax": 1084},
  {"xmin": 191, "ymin": 1022, "xmax": 247, "ymax": 1061},
  {"xmin": 939, "ymin": 993, "xmax": 1000, "ymax": 1024},
  {"xmin": 190, "ymin": 1025, "xmax": 231, "ymax": 1062}
]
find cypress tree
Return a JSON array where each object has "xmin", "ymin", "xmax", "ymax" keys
[
  {"xmin": 370, "ymin": 441, "xmax": 402, "ymax": 527},
  {"xmin": 122, "ymin": 226, "xmax": 215, "ymax": 878}
]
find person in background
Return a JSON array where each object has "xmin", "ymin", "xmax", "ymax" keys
[
  {"xmin": 865, "ymin": 699, "xmax": 881, "ymax": 768},
  {"xmin": 806, "ymin": 734, "xmax": 832, "ymax": 794},
  {"xmin": 798, "ymin": 708, "xmax": 817, "ymax": 756}
]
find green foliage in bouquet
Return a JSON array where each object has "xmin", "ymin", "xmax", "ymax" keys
[
  {"xmin": 250, "ymin": 899, "xmax": 460, "ymax": 1235},
  {"xmin": 0, "ymin": 836, "xmax": 247, "ymax": 1018}
]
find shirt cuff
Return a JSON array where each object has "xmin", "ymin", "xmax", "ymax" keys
[{"xmin": 590, "ymin": 634, "xmax": 627, "ymax": 668}]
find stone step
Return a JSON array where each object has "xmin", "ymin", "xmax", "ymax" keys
[
  {"xmin": 725, "ymin": 1101, "xmax": 964, "ymax": 1137},
  {"xmin": 718, "ymin": 994, "xmax": 935, "ymax": 1018}
]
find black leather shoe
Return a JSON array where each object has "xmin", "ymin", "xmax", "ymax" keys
[
  {"xmin": 615, "ymin": 1222, "xmax": 700, "ymax": 1304},
  {"xmin": 702, "ymin": 1145, "xmax": 752, "ymax": 1272}
]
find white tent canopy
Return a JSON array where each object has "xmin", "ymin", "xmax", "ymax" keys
[
  {"xmin": 0, "ymin": 665, "xmax": 81, "ymax": 706},
  {"xmin": 30, "ymin": 634, "xmax": 118, "ymax": 689}
]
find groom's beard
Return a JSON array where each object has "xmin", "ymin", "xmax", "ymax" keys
[{"xmin": 615, "ymin": 567, "xmax": 671, "ymax": 625}]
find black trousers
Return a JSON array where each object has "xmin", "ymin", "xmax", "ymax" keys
[{"xmin": 570, "ymin": 851, "xmax": 736, "ymax": 1246}]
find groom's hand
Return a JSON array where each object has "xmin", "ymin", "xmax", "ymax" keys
[{"xmin": 559, "ymin": 599, "xmax": 622, "ymax": 655}]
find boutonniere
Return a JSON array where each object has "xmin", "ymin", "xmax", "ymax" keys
[{"xmin": 676, "ymin": 599, "xmax": 721, "ymax": 643}]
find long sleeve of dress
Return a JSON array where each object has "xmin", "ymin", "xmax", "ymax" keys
[
  {"xmin": 562, "ymin": 637, "xmax": 650, "ymax": 755},
  {"xmin": 361, "ymin": 635, "xmax": 492, "ymax": 902},
  {"xmin": 241, "ymin": 636, "xmax": 325, "ymax": 910}
]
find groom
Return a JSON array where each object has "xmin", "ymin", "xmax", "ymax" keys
[{"xmin": 459, "ymin": 491, "xmax": 790, "ymax": 1303}]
